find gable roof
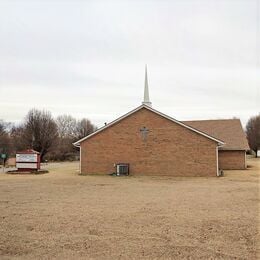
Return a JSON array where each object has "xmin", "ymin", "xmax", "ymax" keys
[
  {"xmin": 73, "ymin": 105, "xmax": 224, "ymax": 146},
  {"xmin": 182, "ymin": 119, "xmax": 249, "ymax": 151}
]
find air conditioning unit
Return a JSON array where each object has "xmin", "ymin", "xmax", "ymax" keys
[{"xmin": 116, "ymin": 163, "xmax": 129, "ymax": 176}]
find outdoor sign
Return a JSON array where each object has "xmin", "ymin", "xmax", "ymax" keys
[
  {"xmin": 16, "ymin": 163, "xmax": 38, "ymax": 169},
  {"xmin": 16, "ymin": 150, "xmax": 40, "ymax": 171},
  {"xmin": 1, "ymin": 154, "xmax": 6, "ymax": 159},
  {"xmin": 16, "ymin": 154, "xmax": 37, "ymax": 163}
]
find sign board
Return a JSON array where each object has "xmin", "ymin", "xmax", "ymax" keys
[
  {"xmin": 16, "ymin": 163, "xmax": 38, "ymax": 169},
  {"xmin": 1, "ymin": 154, "xmax": 6, "ymax": 159},
  {"xmin": 16, "ymin": 154, "xmax": 37, "ymax": 163},
  {"xmin": 257, "ymin": 150, "xmax": 260, "ymax": 158}
]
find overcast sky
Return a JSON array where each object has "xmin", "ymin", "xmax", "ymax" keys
[{"xmin": 0, "ymin": 0, "xmax": 259, "ymax": 128}]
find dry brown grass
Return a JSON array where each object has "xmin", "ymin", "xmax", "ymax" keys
[{"xmin": 0, "ymin": 158, "xmax": 259, "ymax": 259}]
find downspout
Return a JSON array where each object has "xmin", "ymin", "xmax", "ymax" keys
[
  {"xmin": 244, "ymin": 150, "xmax": 247, "ymax": 169},
  {"xmin": 216, "ymin": 146, "xmax": 219, "ymax": 177},
  {"xmin": 79, "ymin": 145, "xmax": 81, "ymax": 174},
  {"xmin": 73, "ymin": 142, "xmax": 81, "ymax": 174},
  {"xmin": 216, "ymin": 143, "xmax": 225, "ymax": 177}
]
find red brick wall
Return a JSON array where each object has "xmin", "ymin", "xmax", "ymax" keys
[
  {"xmin": 81, "ymin": 108, "xmax": 218, "ymax": 176},
  {"xmin": 218, "ymin": 150, "xmax": 246, "ymax": 170}
]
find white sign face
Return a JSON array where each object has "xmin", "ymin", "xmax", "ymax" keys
[
  {"xmin": 257, "ymin": 150, "xmax": 260, "ymax": 158},
  {"xmin": 16, "ymin": 154, "xmax": 37, "ymax": 163},
  {"xmin": 16, "ymin": 163, "xmax": 38, "ymax": 169}
]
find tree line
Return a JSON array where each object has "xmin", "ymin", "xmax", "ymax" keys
[
  {"xmin": 0, "ymin": 111, "xmax": 259, "ymax": 162},
  {"xmin": 0, "ymin": 109, "xmax": 97, "ymax": 161}
]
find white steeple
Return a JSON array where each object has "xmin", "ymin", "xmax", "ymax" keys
[{"xmin": 142, "ymin": 65, "xmax": 152, "ymax": 107}]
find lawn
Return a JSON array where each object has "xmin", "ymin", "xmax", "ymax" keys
[{"xmin": 0, "ymin": 158, "xmax": 259, "ymax": 259}]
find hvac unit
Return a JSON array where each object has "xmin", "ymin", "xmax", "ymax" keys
[{"xmin": 116, "ymin": 163, "xmax": 129, "ymax": 176}]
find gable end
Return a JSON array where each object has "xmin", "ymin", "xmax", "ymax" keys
[{"xmin": 73, "ymin": 105, "xmax": 225, "ymax": 146}]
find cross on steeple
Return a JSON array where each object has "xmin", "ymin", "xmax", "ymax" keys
[{"xmin": 142, "ymin": 65, "xmax": 152, "ymax": 107}]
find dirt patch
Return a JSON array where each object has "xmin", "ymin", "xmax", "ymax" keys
[{"xmin": 0, "ymin": 159, "xmax": 259, "ymax": 259}]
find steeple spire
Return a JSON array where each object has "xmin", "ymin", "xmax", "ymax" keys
[{"xmin": 142, "ymin": 64, "xmax": 152, "ymax": 107}]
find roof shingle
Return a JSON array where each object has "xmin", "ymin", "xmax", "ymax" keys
[{"xmin": 182, "ymin": 119, "xmax": 249, "ymax": 150}]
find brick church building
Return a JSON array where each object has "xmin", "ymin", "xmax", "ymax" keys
[{"xmin": 74, "ymin": 68, "xmax": 249, "ymax": 177}]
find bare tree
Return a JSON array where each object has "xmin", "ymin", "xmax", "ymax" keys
[
  {"xmin": 23, "ymin": 109, "xmax": 58, "ymax": 160},
  {"xmin": 0, "ymin": 120, "xmax": 12, "ymax": 136},
  {"xmin": 53, "ymin": 115, "xmax": 97, "ymax": 160},
  {"xmin": 54, "ymin": 115, "xmax": 78, "ymax": 160},
  {"xmin": 3, "ymin": 111, "xmax": 97, "ymax": 162},
  {"xmin": 56, "ymin": 115, "xmax": 97, "ymax": 140},
  {"xmin": 10, "ymin": 125, "xmax": 25, "ymax": 153},
  {"xmin": 56, "ymin": 115, "xmax": 77, "ymax": 139},
  {"xmin": 76, "ymin": 118, "xmax": 97, "ymax": 140},
  {"xmin": 0, "ymin": 120, "xmax": 5, "ymax": 137},
  {"xmin": 246, "ymin": 114, "xmax": 260, "ymax": 157}
]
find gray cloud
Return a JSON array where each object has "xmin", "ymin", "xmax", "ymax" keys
[{"xmin": 0, "ymin": 0, "xmax": 259, "ymax": 128}]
